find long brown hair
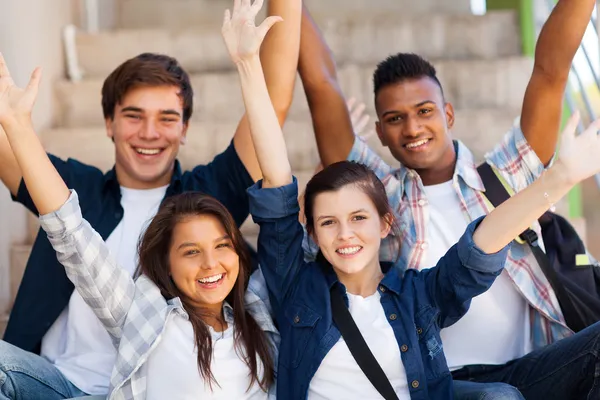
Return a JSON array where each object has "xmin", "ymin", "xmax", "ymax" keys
[
  {"xmin": 136, "ymin": 192, "xmax": 274, "ymax": 391},
  {"xmin": 304, "ymin": 161, "xmax": 401, "ymax": 263}
]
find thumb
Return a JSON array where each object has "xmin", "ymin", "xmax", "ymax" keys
[
  {"xmin": 257, "ymin": 16, "xmax": 283, "ymax": 40},
  {"xmin": 25, "ymin": 67, "xmax": 42, "ymax": 100}
]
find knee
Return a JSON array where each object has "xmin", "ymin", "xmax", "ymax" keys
[
  {"xmin": 0, "ymin": 341, "xmax": 22, "ymax": 367},
  {"xmin": 479, "ymin": 383, "xmax": 524, "ymax": 400}
]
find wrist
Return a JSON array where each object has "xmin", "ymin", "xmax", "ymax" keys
[
  {"xmin": 0, "ymin": 112, "xmax": 33, "ymax": 131},
  {"xmin": 544, "ymin": 161, "xmax": 575, "ymax": 202},
  {"xmin": 235, "ymin": 55, "xmax": 262, "ymax": 77}
]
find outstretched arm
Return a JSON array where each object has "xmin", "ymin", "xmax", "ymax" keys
[
  {"xmin": 0, "ymin": 56, "xmax": 69, "ymax": 213},
  {"xmin": 297, "ymin": 5, "xmax": 356, "ymax": 167},
  {"xmin": 222, "ymin": 0, "xmax": 291, "ymax": 188},
  {"xmin": 232, "ymin": 0, "xmax": 302, "ymax": 181},
  {"xmin": 474, "ymin": 112, "xmax": 600, "ymax": 253},
  {"xmin": 0, "ymin": 125, "xmax": 21, "ymax": 197},
  {"xmin": 520, "ymin": 0, "xmax": 595, "ymax": 165}
]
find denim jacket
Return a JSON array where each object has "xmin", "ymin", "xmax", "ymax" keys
[
  {"xmin": 248, "ymin": 178, "xmax": 509, "ymax": 400},
  {"xmin": 39, "ymin": 191, "xmax": 279, "ymax": 400}
]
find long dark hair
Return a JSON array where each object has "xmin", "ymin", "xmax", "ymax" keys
[
  {"xmin": 304, "ymin": 161, "xmax": 401, "ymax": 263},
  {"xmin": 136, "ymin": 192, "xmax": 274, "ymax": 391}
]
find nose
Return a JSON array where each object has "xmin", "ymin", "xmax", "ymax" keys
[
  {"xmin": 139, "ymin": 120, "xmax": 161, "ymax": 140},
  {"xmin": 404, "ymin": 116, "xmax": 423, "ymax": 138},
  {"xmin": 337, "ymin": 221, "xmax": 356, "ymax": 242},
  {"xmin": 201, "ymin": 251, "xmax": 219, "ymax": 270}
]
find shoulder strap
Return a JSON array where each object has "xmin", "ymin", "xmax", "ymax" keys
[
  {"xmin": 330, "ymin": 287, "xmax": 399, "ymax": 400},
  {"xmin": 477, "ymin": 162, "xmax": 585, "ymax": 332}
]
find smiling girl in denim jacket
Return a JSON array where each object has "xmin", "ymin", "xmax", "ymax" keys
[{"xmin": 219, "ymin": 2, "xmax": 600, "ymax": 400}]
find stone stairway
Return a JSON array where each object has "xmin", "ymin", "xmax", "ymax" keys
[{"xmin": 2, "ymin": 1, "xmax": 533, "ymax": 337}]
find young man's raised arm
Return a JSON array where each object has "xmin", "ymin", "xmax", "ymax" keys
[
  {"xmin": 520, "ymin": 0, "xmax": 596, "ymax": 165},
  {"xmin": 298, "ymin": 5, "xmax": 356, "ymax": 167},
  {"xmin": 232, "ymin": 0, "xmax": 302, "ymax": 181}
]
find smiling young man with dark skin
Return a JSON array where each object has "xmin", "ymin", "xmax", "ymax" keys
[
  {"xmin": 0, "ymin": 0, "xmax": 301, "ymax": 398},
  {"xmin": 298, "ymin": 1, "xmax": 600, "ymax": 399}
]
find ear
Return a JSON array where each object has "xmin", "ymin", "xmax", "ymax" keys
[
  {"xmin": 376, "ymin": 120, "xmax": 387, "ymax": 146},
  {"xmin": 105, "ymin": 118, "xmax": 114, "ymax": 140},
  {"xmin": 380, "ymin": 213, "xmax": 394, "ymax": 239},
  {"xmin": 444, "ymin": 102, "xmax": 455, "ymax": 130},
  {"xmin": 180, "ymin": 122, "xmax": 189, "ymax": 146}
]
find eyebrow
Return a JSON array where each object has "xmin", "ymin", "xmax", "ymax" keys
[
  {"xmin": 120, "ymin": 106, "xmax": 182, "ymax": 117},
  {"xmin": 381, "ymin": 100, "xmax": 436, "ymax": 118},
  {"xmin": 316, "ymin": 209, "xmax": 368, "ymax": 221},
  {"xmin": 176, "ymin": 235, "xmax": 231, "ymax": 250}
]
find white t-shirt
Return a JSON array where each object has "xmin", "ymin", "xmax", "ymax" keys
[
  {"xmin": 308, "ymin": 291, "xmax": 411, "ymax": 400},
  {"xmin": 421, "ymin": 181, "xmax": 531, "ymax": 371},
  {"xmin": 144, "ymin": 314, "xmax": 268, "ymax": 399},
  {"xmin": 41, "ymin": 185, "xmax": 168, "ymax": 395}
]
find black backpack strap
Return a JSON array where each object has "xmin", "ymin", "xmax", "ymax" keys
[
  {"xmin": 477, "ymin": 162, "xmax": 585, "ymax": 332},
  {"xmin": 330, "ymin": 286, "xmax": 399, "ymax": 400}
]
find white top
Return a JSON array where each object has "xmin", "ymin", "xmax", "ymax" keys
[
  {"xmin": 422, "ymin": 181, "xmax": 531, "ymax": 370},
  {"xmin": 41, "ymin": 185, "xmax": 168, "ymax": 395},
  {"xmin": 144, "ymin": 314, "xmax": 267, "ymax": 399},
  {"xmin": 308, "ymin": 291, "xmax": 410, "ymax": 399}
]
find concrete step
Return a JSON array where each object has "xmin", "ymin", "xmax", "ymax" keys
[
  {"xmin": 77, "ymin": 11, "xmax": 521, "ymax": 79},
  {"xmin": 9, "ymin": 244, "xmax": 31, "ymax": 311},
  {"xmin": 0, "ymin": 313, "xmax": 8, "ymax": 338},
  {"xmin": 42, "ymin": 107, "xmax": 520, "ymax": 174},
  {"xmin": 55, "ymin": 57, "xmax": 532, "ymax": 129},
  {"xmin": 116, "ymin": 0, "xmax": 475, "ymax": 30}
]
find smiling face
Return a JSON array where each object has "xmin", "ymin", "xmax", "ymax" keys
[
  {"xmin": 375, "ymin": 77, "xmax": 456, "ymax": 178},
  {"xmin": 106, "ymin": 85, "xmax": 188, "ymax": 189},
  {"xmin": 311, "ymin": 184, "xmax": 392, "ymax": 280},
  {"xmin": 168, "ymin": 214, "xmax": 240, "ymax": 313}
]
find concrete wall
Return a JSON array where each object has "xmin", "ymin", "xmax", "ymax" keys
[{"xmin": 0, "ymin": 0, "xmax": 76, "ymax": 313}]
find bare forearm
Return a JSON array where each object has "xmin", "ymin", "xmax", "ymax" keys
[
  {"xmin": 534, "ymin": 0, "xmax": 595, "ymax": 79},
  {"xmin": 473, "ymin": 164, "xmax": 572, "ymax": 253},
  {"xmin": 0, "ymin": 126, "xmax": 23, "ymax": 197},
  {"xmin": 298, "ymin": 5, "xmax": 355, "ymax": 166},
  {"xmin": 260, "ymin": 0, "xmax": 302, "ymax": 119},
  {"xmin": 237, "ymin": 56, "xmax": 292, "ymax": 188},
  {"xmin": 2, "ymin": 117, "xmax": 69, "ymax": 214}
]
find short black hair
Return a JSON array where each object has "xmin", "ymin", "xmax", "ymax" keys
[{"xmin": 373, "ymin": 53, "xmax": 444, "ymax": 97}]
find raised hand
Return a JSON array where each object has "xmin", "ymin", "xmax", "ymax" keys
[
  {"xmin": 221, "ymin": 0, "xmax": 283, "ymax": 65},
  {"xmin": 555, "ymin": 111, "xmax": 600, "ymax": 185},
  {"xmin": 0, "ymin": 53, "xmax": 41, "ymax": 125},
  {"xmin": 347, "ymin": 97, "xmax": 375, "ymax": 140}
]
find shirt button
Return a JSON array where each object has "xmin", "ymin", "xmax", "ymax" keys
[
  {"xmin": 294, "ymin": 316, "xmax": 300, "ymax": 324},
  {"xmin": 401, "ymin": 344, "xmax": 408, "ymax": 352},
  {"xmin": 417, "ymin": 199, "xmax": 427, "ymax": 207},
  {"xmin": 420, "ymin": 242, "xmax": 429, "ymax": 250},
  {"xmin": 389, "ymin": 314, "xmax": 397, "ymax": 321},
  {"xmin": 379, "ymin": 286, "xmax": 386, "ymax": 293},
  {"xmin": 412, "ymin": 380, "xmax": 420, "ymax": 388},
  {"xmin": 416, "ymin": 327, "xmax": 423, "ymax": 335}
]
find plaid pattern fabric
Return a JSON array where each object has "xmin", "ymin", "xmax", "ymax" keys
[
  {"xmin": 305, "ymin": 124, "xmax": 573, "ymax": 350},
  {"xmin": 40, "ymin": 191, "xmax": 278, "ymax": 400}
]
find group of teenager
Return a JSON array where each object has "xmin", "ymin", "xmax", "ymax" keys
[{"xmin": 1, "ymin": 0, "xmax": 600, "ymax": 399}]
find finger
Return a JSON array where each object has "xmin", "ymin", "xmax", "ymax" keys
[
  {"xmin": 580, "ymin": 117, "xmax": 600, "ymax": 138},
  {"xmin": 350, "ymin": 102, "xmax": 366, "ymax": 124},
  {"xmin": 233, "ymin": 0, "xmax": 241, "ymax": 15},
  {"xmin": 0, "ymin": 53, "xmax": 13, "ymax": 81},
  {"xmin": 222, "ymin": 9, "xmax": 231, "ymax": 28},
  {"xmin": 257, "ymin": 16, "xmax": 283, "ymax": 40},
  {"xmin": 251, "ymin": 0, "xmax": 264, "ymax": 13},
  {"xmin": 346, "ymin": 97, "xmax": 357, "ymax": 111},
  {"xmin": 240, "ymin": 0, "xmax": 250, "ymax": 9},
  {"xmin": 561, "ymin": 110, "xmax": 580, "ymax": 141},
  {"xmin": 26, "ymin": 67, "xmax": 42, "ymax": 97},
  {"xmin": 354, "ymin": 114, "xmax": 370, "ymax": 133}
]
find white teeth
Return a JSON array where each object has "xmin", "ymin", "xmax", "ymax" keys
[
  {"xmin": 198, "ymin": 274, "xmax": 223, "ymax": 284},
  {"xmin": 135, "ymin": 148, "xmax": 161, "ymax": 155},
  {"xmin": 405, "ymin": 139, "xmax": 429, "ymax": 149},
  {"xmin": 336, "ymin": 246, "xmax": 362, "ymax": 255}
]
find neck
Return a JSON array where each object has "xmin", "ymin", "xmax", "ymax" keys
[
  {"xmin": 192, "ymin": 302, "xmax": 228, "ymax": 332},
  {"xmin": 335, "ymin": 260, "xmax": 384, "ymax": 297},
  {"xmin": 415, "ymin": 145, "xmax": 457, "ymax": 186},
  {"xmin": 114, "ymin": 163, "xmax": 173, "ymax": 189}
]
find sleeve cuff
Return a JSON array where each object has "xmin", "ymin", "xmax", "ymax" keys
[
  {"xmin": 348, "ymin": 135, "xmax": 368, "ymax": 163},
  {"xmin": 39, "ymin": 190, "xmax": 84, "ymax": 236},
  {"xmin": 457, "ymin": 216, "xmax": 510, "ymax": 273},
  {"xmin": 248, "ymin": 177, "xmax": 300, "ymax": 220}
]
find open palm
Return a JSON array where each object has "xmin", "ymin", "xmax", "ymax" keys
[
  {"xmin": 221, "ymin": 0, "xmax": 282, "ymax": 65},
  {"xmin": 0, "ymin": 54, "xmax": 41, "ymax": 123},
  {"xmin": 556, "ymin": 111, "xmax": 600, "ymax": 185}
]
